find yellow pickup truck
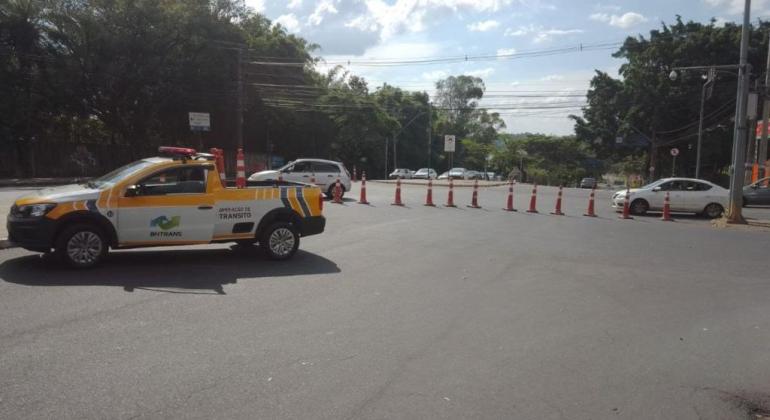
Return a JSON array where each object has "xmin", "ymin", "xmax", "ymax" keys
[{"xmin": 6, "ymin": 147, "xmax": 326, "ymax": 268}]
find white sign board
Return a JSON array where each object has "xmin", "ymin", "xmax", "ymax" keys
[
  {"xmin": 444, "ymin": 135, "xmax": 456, "ymax": 152},
  {"xmin": 189, "ymin": 112, "xmax": 210, "ymax": 132},
  {"xmin": 670, "ymin": 148, "xmax": 679, "ymax": 157}
]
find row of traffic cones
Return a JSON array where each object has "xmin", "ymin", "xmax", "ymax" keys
[{"xmin": 367, "ymin": 179, "xmax": 675, "ymax": 221}]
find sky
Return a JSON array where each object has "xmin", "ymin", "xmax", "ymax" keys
[{"xmin": 245, "ymin": 0, "xmax": 770, "ymax": 135}]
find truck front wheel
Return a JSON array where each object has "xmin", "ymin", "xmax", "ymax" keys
[
  {"xmin": 260, "ymin": 222, "xmax": 299, "ymax": 260},
  {"xmin": 54, "ymin": 223, "xmax": 108, "ymax": 268}
]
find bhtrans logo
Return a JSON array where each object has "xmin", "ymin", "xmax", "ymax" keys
[{"xmin": 150, "ymin": 215, "xmax": 182, "ymax": 237}]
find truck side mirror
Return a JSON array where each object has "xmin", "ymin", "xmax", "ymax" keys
[{"xmin": 125, "ymin": 185, "xmax": 140, "ymax": 197}]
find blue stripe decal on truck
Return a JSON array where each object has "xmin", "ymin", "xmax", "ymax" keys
[
  {"xmin": 279, "ymin": 188, "xmax": 292, "ymax": 209},
  {"xmin": 295, "ymin": 187, "xmax": 311, "ymax": 217}
]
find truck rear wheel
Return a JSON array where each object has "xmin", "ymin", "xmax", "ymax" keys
[
  {"xmin": 260, "ymin": 222, "xmax": 299, "ymax": 260},
  {"xmin": 54, "ymin": 223, "xmax": 108, "ymax": 268}
]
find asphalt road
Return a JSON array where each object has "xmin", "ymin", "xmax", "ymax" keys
[{"xmin": 1, "ymin": 182, "xmax": 770, "ymax": 419}]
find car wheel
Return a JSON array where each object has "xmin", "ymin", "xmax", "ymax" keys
[
  {"xmin": 260, "ymin": 222, "xmax": 299, "ymax": 260},
  {"xmin": 54, "ymin": 223, "xmax": 108, "ymax": 268},
  {"xmin": 630, "ymin": 199, "xmax": 649, "ymax": 215},
  {"xmin": 703, "ymin": 203, "xmax": 724, "ymax": 219}
]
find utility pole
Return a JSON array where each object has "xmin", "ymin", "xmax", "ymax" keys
[
  {"xmin": 235, "ymin": 47, "xmax": 244, "ymax": 150},
  {"xmin": 696, "ymin": 69, "xmax": 715, "ymax": 179},
  {"xmin": 427, "ymin": 104, "xmax": 432, "ymax": 171},
  {"xmin": 726, "ymin": 0, "xmax": 752, "ymax": 224},
  {"xmin": 759, "ymin": 32, "xmax": 770, "ymax": 180}
]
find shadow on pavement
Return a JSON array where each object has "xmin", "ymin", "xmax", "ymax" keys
[{"xmin": 0, "ymin": 247, "xmax": 340, "ymax": 295}]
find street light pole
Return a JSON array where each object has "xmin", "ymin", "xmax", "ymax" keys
[
  {"xmin": 726, "ymin": 0, "xmax": 752, "ymax": 224},
  {"xmin": 696, "ymin": 70, "xmax": 715, "ymax": 179}
]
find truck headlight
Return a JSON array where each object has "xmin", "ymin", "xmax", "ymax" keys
[{"xmin": 16, "ymin": 203, "xmax": 57, "ymax": 218}]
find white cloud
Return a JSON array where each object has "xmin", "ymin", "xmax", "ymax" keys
[
  {"xmin": 308, "ymin": 0, "xmax": 338, "ymax": 26},
  {"xmin": 273, "ymin": 14, "xmax": 300, "ymax": 32},
  {"xmin": 244, "ymin": 0, "xmax": 265, "ymax": 12},
  {"xmin": 287, "ymin": 0, "xmax": 302, "ymax": 10},
  {"xmin": 540, "ymin": 74, "xmax": 565, "ymax": 81},
  {"xmin": 496, "ymin": 48, "xmax": 517, "ymax": 58},
  {"xmin": 590, "ymin": 11, "xmax": 648, "ymax": 28},
  {"xmin": 422, "ymin": 70, "xmax": 449, "ymax": 80},
  {"xmin": 504, "ymin": 24, "xmax": 583, "ymax": 43},
  {"xmin": 344, "ymin": 0, "xmax": 514, "ymax": 40},
  {"xmin": 467, "ymin": 20, "xmax": 500, "ymax": 32},
  {"xmin": 466, "ymin": 67, "xmax": 495, "ymax": 78}
]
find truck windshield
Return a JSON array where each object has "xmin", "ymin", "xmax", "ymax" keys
[{"xmin": 88, "ymin": 160, "xmax": 156, "ymax": 189}]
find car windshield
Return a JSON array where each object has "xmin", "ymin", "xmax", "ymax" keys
[{"xmin": 88, "ymin": 159, "xmax": 156, "ymax": 189}]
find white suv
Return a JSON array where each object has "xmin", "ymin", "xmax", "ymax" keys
[{"xmin": 249, "ymin": 159, "xmax": 352, "ymax": 198}]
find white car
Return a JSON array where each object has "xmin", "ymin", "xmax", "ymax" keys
[
  {"xmin": 413, "ymin": 168, "xmax": 437, "ymax": 179},
  {"xmin": 249, "ymin": 158, "xmax": 351, "ymax": 198},
  {"xmin": 611, "ymin": 177, "xmax": 728, "ymax": 218},
  {"xmin": 389, "ymin": 168, "xmax": 413, "ymax": 179}
]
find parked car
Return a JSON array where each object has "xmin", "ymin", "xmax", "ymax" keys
[
  {"xmin": 580, "ymin": 177, "xmax": 598, "ymax": 189},
  {"xmin": 389, "ymin": 168, "xmax": 413, "ymax": 179},
  {"xmin": 611, "ymin": 177, "xmax": 728, "ymax": 218},
  {"xmin": 743, "ymin": 177, "xmax": 770, "ymax": 205},
  {"xmin": 413, "ymin": 168, "xmax": 437, "ymax": 179},
  {"xmin": 249, "ymin": 158, "xmax": 351, "ymax": 198},
  {"xmin": 437, "ymin": 168, "xmax": 470, "ymax": 180}
]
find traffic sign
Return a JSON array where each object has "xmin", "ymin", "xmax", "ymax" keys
[
  {"xmin": 670, "ymin": 148, "xmax": 679, "ymax": 157},
  {"xmin": 189, "ymin": 112, "xmax": 210, "ymax": 132},
  {"xmin": 444, "ymin": 135, "xmax": 456, "ymax": 152}
]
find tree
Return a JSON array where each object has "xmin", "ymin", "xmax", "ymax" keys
[{"xmin": 573, "ymin": 17, "xmax": 770, "ymax": 183}]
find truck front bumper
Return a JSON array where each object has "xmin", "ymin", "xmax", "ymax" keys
[{"xmin": 6, "ymin": 216, "xmax": 57, "ymax": 252}]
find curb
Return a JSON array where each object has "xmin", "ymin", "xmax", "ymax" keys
[
  {"xmin": 370, "ymin": 180, "xmax": 510, "ymax": 188},
  {"xmin": 0, "ymin": 239, "xmax": 16, "ymax": 250}
]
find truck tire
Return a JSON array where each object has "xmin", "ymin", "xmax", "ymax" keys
[
  {"xmin": 259, "ymin": 222, "xmax": 299, "ymax": 260},
  {"xmin": 54, "ymin": 223, "xmax": 109, "ymax": 268}
]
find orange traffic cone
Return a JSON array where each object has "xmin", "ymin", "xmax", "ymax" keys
[
  {"xmin": 358, "ymin": 172, "xmax": 370, "ymax": 205},
  {"xmin": 467, "ymin": 179, "xmax": 481, "ymax": 208},
  {"xmin": 391, "ymin": 177, "xmax": 404, "ymax": 206},
  {"xmin": 503, "ymin": 179, "xmax": 516, "ymax": 211},
  {"xmin": 661, "ymin": 191, "xmax": 674, "ymax": 221},
  {"xmin": 550, "ymin": 185, "xmax": 565, "ymax": 215},
  {"xmin": 424, "ymin": 179, "xmax": 436, "ymax": 206},
  {"xmin": 333, "ymin": 178, "xmax": 343, "ymax": 204},
  {"xmin": 445, "ymin": 178, "xmax": 456, "ymax": 207},
  {"xmin": 584, "ymin": 187, "xmax": 597, "ymax": 217},
  {"xmin": 235, "ymin": 148, "xmax": 246, "ymax": 189},
  {"xmin": 526, "ymin": 183, "xmax": 538, "ymax": 213},
  {"xmin": 620, "ymin": 187, "xmax": 633, "ymax": 219}
]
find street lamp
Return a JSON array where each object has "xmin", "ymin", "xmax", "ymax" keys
[{"xmin": 670, "ymin": 66, "xmax": 735, "ymax": 179}]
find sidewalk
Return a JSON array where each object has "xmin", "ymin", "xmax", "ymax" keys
[
  {"xmin": 712, "ymin": 217, "xmax": 770, "ymax": 231},
  {"xmin": 0, "ymin": 177, "xmax": 90, "ymax": 188}
]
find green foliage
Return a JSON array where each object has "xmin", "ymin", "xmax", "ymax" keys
[
  {"xmin": 573, "ymin": 17, "xmax": 770, "ymax": 181},
  {"xmin": 491, "ymin": 133, "xmax": 594, "ymax": 186},
  {"xmin": 0, "ymin": 1, "xmax": 508, "ymax": 178}
]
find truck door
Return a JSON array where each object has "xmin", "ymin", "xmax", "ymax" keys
[{"xmin": 116, "ymin": 165, "xmax": 215, "ymax": 245}]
